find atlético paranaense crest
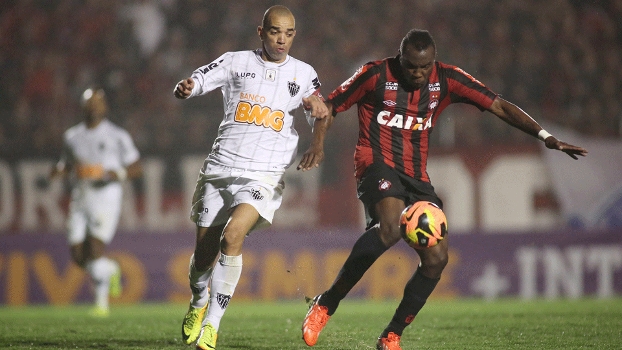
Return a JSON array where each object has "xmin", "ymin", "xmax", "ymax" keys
[{"xmin": 288, "ymin": 81, "xmax": 300, "ymax": 97}]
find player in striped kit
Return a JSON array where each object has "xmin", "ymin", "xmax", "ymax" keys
[
  {"xmin": 50, "ymin": 87, "xmax": 142, "ymax": 317},
  {"xmin": 302, "ymin": 29, "xmax": 587, "ymax": 350},
  {"xmin": 174, "ymin": 5, "xmax": 329, "ymax": 349}
]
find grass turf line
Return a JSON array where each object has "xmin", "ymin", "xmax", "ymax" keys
[{"xmin": 0, "ymin": 298, "xmax": 621, "ymax": 349}]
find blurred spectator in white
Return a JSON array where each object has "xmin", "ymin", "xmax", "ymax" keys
[{"xmin": 119, "ymin": 0, "xmax": 167, "ymax": 57}]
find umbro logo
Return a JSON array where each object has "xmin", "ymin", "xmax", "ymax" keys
[{"xmin": 383, "ymin": 100, "xmax": 396, "ymax": 107}]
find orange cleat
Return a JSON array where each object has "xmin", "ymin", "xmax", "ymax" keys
[
  {"xmin": 302, "ymin": 295, "xmax": 331, "ymax": 346},
  {"xmin": 376, "ymin": 332, "xmax": 402, "ymax": 350}
]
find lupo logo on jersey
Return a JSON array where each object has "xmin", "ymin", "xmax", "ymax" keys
[
  {"xmin": 235, "ymin": 72, "xmax": 256, "ymax": 79},
  {"xmin": 234, "ymin": 102, "xmax": 285, "ymax": 132},
  {"xmin": 376, "ymin": 110, "xmax": 432, "ymax": 130}
]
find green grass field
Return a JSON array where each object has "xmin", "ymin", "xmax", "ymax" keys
[{"xmin": 1, "ymin": 298, "xmax": 621, "ymax": 349}]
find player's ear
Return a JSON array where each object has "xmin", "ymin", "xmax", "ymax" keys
[{"xmin": 257, "ymin": 26, "xmax": 263, "ymax": 40}]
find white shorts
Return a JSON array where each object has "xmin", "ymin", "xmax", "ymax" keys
[
  {"xmin": 190, "ymin": 163, "xmax": 285, "ymax": 233},
  {"xmin": 66, "ymin": 183, "xmax": 123, "ymax": 245}
]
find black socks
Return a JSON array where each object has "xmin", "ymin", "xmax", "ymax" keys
[
  {"xmin": 320, "ymin": 226, "xmax": 388, "ymax": 315},
  {"xmin": 382, "ymin": 268, "xmax": 440, "ymax": 337}
]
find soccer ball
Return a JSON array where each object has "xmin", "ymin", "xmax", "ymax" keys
[{"xmin": 400, "ymin": 201, "xmax": 447, "ymax": 249}]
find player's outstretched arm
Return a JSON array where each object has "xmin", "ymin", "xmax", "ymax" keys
[
  {"xmin": 302, "ymin": 95, "xmax": 329, "ymax": 119},
  {"xmin": 174, "ymin": 78, "xmax": 194, "ymax": 99},
  {"xmin": 104, "ymin": 160, "xmax": 143, "ymax": 182},
  {"xmin": 488, "ymin": 97, "xmax": 588, "ymax": 160},
  {"xmin": 49, "ymin": 162, "xmax": 69, "ymax": 180},
  {"xmin": 297, "ymin": 110, "xmax": 334, "ymax": 171},
  {"xmin": 125, "ymin": 160, "xmax": 143, "ymax": 179},
  {"xmin": 541, "ymin": 135, "xmax": 588, "ymax": 160}
]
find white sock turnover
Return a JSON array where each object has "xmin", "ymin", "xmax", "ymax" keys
[{"xmin": 204, "ymin": 253, "xmax": 243, "ymax": 331}]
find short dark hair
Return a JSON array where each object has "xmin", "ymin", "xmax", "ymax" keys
[{"xmin": 400, "ymin": 29, "xmax": 436, "ymax": 54}]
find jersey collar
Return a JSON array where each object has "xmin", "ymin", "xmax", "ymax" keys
[{"xmin": 254, "ymin": 49, "xmax": 290, "ymax": 67}]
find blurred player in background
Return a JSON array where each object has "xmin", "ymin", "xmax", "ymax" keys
[
  {"xmin": 173, "ymin": 5, "xmax": 329, "ymax": 350},
  {"xmin": 301, "ymin": 29, "xmax": 588, "ymax": 350},
  {"xmin": 49, "ymin": 87, "xmax": 142, "ymax": 317}
]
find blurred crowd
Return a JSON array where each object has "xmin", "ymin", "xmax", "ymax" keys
[{"xmin": 1, "ymin": 0, "xmax": 621, "ymax": 163}]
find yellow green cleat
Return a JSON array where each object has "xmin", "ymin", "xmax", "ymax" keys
[
  {"xmin": 196, "ymin": 322, "xmax": 218, "ymax": 350},
  {"xmin": 182, "ymin": 303, "xmax": 208, "ymax": 345},
  {"xmin": 89, "ymin": 306, "xmax": 110, "ymax": 318},
  {"xmin": 109, "ymin": 267, "xmax": 122, "ymax": 298}
]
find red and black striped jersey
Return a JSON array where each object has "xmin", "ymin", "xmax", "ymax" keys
[{"xmin": 328, "ymin": 55, "xmax": 497, "ymax": 182}]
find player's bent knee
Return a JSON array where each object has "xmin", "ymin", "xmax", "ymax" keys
[
  {"xmin": 378, "ymin": 222, "xmax": 402, "ymax": 247},
  {"xmin": 419, "ymin": 247, "xmax": 449, "ymax": 277},
  {"xmin": 69, "ymin": 246, "xmax": 87, "ymax": 267},
  {"xmin": 220, "ymin": 230, "xmax": 247, "ymax": 254}
]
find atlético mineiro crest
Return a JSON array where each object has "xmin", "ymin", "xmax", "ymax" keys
[
  {"xmin": 378, "ymin": 179, "xmax": 392, "ymax": 191},
  {"xmin": 217, "ymin": 293, "xmax": 231, "ymax": 309},
  {"xmin": 288, "ymin": 81, "xmax": 300, "ymax": 97},
  {"xmin": 250, "ymin": 188, "xmax": 264, "ymax": 201}
]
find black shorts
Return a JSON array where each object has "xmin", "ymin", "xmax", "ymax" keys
[{"xmin": 357, "ymin": 162, "xmax": 443, "ymax": 229}]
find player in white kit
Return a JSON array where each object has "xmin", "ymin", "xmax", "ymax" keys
[
  {"xmin": 50, "ymin": 88, "xmax": 142, "ymax": 317},
  {"xmin": 174, "ymin": 5, "xmax": 330, "ymax": 349}
]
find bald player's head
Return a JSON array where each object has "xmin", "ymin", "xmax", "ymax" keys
[
  {"xmin": 258, "ymin": 5, "xmax": 296, "ymax": 63},
  {"xmin": 262, "ymin": 5, "xmax": 295, "ymax": 28}
]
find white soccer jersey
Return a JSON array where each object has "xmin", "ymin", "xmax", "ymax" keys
[
  {"xmin": 189, "ymin": 49, "xmax": 322, "ymax": 172},
  {"xmin": 61, "ymin": 119, "xmax": 140, "ymax": 179},
  {"xmin": 60, "ymin": 118, "xmax": 140, "ymax": 205},
  {"xmin": 60, "ymin": 119, "xmax": 140, "ymax": 244}
]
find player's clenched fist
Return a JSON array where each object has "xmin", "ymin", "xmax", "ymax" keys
[
  {"xmin": 302, "ymin": 95, "xmax": 329, "ymax": 120},
  {"xmin": 174, "ymin": 78, "xmax": 194, "ymax": 99}
]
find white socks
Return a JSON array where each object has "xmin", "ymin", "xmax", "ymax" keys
[
  {"xmin": 188, "ymin": 254, "xmax": 213, "ymax": 308},
  {"xmin": 204, "ymin": 253, "xmax": 243, "ymax": 331},
  {"xmin": 85, "ymin": 256, "xmax": 118, "ymax": 309}
]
